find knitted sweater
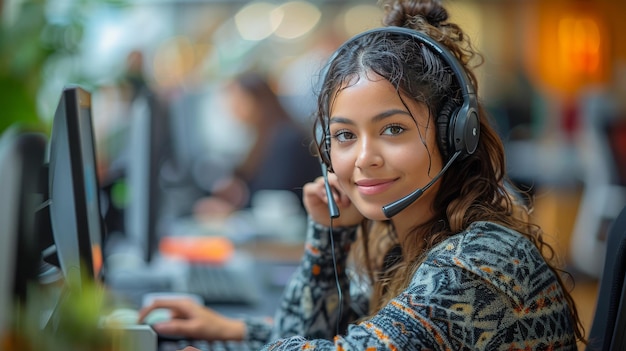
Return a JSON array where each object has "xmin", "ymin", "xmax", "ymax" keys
[{"xmin": 243, "ymin": 219, "xmax": 578, "ymax": 350}]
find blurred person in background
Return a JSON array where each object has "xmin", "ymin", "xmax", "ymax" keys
[{"xmin": 193, "ymin": 71, "xmax": 321, "ymax": 219}]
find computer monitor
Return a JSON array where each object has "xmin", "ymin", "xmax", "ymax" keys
[
  {"xmin": 123, "ymin": 91, "xmax": 166, "ymax": 263},
  {"xmin": 106, "ymin": 89, "xmax": 209, "ymax": 266},
  {"xmin": 47, "ymin": 86, "xmax": 104, "ymax": 288},
  {"xmin": 0, "ymin": 128, "xmax": 47, "ymax": 334},
  {"xmin": 99, "ymin": 90, "xmax": 172, "ymax": 267}
]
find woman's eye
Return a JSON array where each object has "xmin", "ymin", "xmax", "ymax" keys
[
  {"xmin": 383, "ymin": 125, "xmax": 405, "ymax": 135},
  {"xmin": 333, "ymin": 130, "xmax": 355, "ymax": 142}
]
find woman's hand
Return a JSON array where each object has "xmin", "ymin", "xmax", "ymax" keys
[
  {"xmin": 303, "ymin": 173, "xmax": 363, "ymax": 227},
  {"xmin": 137, "ymin": 298, "xmax": 246, "ymax": 341}
]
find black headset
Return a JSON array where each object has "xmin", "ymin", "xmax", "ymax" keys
[{"xmin": 318, "ymin": 26, "xmax": 480, "ymax": 170}]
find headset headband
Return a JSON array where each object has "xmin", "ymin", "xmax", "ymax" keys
[
  {"xmin": 329, "ymin": 26, "xmax": 476, "ymax": 99},
  {"xmin": 319, "ymin": 25, "xmax": 480, "ymax": 168}
]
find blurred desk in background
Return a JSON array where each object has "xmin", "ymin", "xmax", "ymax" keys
[
  {"xmin": 105, "ymin": 212, "xmax": 306, "ymax": 321},
  {"xmin": 181, "ymin": 239, "xmax": 303, "ymax": 320}
]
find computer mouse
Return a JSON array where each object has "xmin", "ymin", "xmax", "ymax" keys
[
  {"xmin": 104, "ymin": 308, "xmax": 140, "ymax": 326},
  {"xmin": 143, "ymin": 308, "xmax": 172, "ymax": 325},
  {"xmin": 142, "ymin": 308, "xmax": 189, "ymax": 341}
]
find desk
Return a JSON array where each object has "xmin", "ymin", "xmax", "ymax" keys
[
  {"xmin": 105, "ymin": 237, "xmax": 305, "ymax": 319},
  {"xmin": 164, "ymin": 214, "xmax": 306, "ymax": 311},
  {"xmin": 215, "ymin": 240, "xmax": 303, "ymax": 317}
]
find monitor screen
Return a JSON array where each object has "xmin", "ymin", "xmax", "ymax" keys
[
  {"xmin": 125, "ymin": 92, "xmax": 162, "ymax": 263},
  {"xmin": 0, "ymin": 128, "xmax": 47, "ymax": 334},
  {"xmin": 48, "ymin": 86, "xmax": 104, "ymax": 287},
  {"xmin": 102, "ymin": 91, "xmax": 166, "ymax": 267}
]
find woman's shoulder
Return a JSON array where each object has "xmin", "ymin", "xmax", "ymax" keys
[
  {"xmin": 422, "ymin": 221, "xmax": 554, "ymax": 304},
  {"xmin": 430, "ymin": 221, "xmax": 537, "ymax": 260}
]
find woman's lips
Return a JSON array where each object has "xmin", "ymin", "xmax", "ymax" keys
[{"xmin": 355, "ymin": 178, "xmax": 396, "ymax": 195}]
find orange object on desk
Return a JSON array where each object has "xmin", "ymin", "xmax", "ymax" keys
[{"xmin": 159, "ymin": 236, "xmax": 234, "ymax": 264}]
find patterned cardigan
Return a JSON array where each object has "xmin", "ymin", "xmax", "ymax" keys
[{"xmin": 242, "ymin": 219, "xmax": 578, "ymax": 350}]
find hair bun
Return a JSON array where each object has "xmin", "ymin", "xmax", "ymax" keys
[
  {"xmin": 381, "ymin": 0, "xmax": 448, "ymax": 29},
  {"xmin": 423, "ymin": 3, "xmax": 447, "ymax": 27}
]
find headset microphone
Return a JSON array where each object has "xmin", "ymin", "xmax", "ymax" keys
[
  {"xmin": 321, "ymin": 162, "xmax": 340, "ymax": 218},
  {"xmin": 382, "ymin": 150, "xmax": 461, "ymax": 218}
]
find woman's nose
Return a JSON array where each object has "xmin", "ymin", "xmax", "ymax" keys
[{"xmin": 354, "ymin": 137, "xmax": 383, "ymax": 169}]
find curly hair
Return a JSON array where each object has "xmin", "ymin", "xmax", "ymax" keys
[{"xmin": 312, "ymin": 0, "xmax": 585, "ymax": 344}]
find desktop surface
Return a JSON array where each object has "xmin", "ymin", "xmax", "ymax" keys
[
  {"xmin": 104, "ymin": 234, "xmax": 302, "ymax": 317},
  {"xmin": 104, "ymin": 244, "xmax": 299, "ymax": 351},
  {"xmin": 103, "ymin": 209, "xmax": 306, "ymax": 351}
]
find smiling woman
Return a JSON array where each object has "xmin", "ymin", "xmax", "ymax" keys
[{"xmin": 138, "ymin": 1, "xmax": 586, "ymax": 350}]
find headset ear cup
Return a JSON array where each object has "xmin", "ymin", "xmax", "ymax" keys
[{"xmin": 437, "ymin": 99, "xmax": 458, "ymax": 160}]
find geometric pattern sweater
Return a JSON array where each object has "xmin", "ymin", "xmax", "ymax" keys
[{"xmin": 243, "ymin": 219, "xmax": 578, "ymax": 350}]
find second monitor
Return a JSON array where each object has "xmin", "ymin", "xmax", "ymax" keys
[{"xmin": 47, "ymin": 85, "xmax": 105, "ymax": 287}]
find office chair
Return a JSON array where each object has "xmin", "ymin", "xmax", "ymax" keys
[
  {"xmin": 586, "ymin": 204, "xmax": 626, "ymax": 351},
  {"xmin": 570, "ymin": 103, "xmax": 626, "ymax": 279}
]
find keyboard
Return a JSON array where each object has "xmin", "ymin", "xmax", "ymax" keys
[{"xmin": 185, "ymin": 252, "xmax": 260, "ymax": 305}]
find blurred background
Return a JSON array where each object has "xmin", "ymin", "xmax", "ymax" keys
[{"xmin": 1, "ymin": 0, "xmax": 625, "ymax": 343}]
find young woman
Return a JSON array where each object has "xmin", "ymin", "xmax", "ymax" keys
[{"xmin": 140, "ymin": 0, "xmax": 585, "ymax": 349}]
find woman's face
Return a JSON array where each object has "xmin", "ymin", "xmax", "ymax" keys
[{"xmin": 328, "ymin": 72, "xmax": 443, "ymax": 229}]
